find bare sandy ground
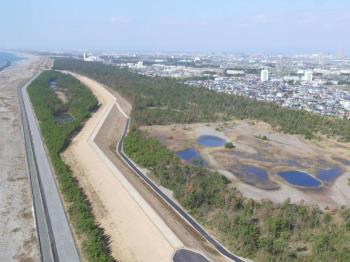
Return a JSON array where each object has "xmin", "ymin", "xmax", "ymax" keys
[
  {"xmin": 142, "ymin": 120, "xmax": 350, "ymax": 209},
  {"xmin": 0, "ymin": 55, "xmax": 51, "ymax": 261},
  {"xmin": 62, "ymin": 73, "xmax": 184, "ymax": 262}
]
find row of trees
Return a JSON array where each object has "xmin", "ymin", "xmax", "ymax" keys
[
  {"xmin": 28, "ymin": 71, "xmax": 113, "ymax": 261},
  {"xmin": 53, "ymin": 58, "xmax": 350, "ymax": 141}
]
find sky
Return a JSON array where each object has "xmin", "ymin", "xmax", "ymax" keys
[{"xmin": 1, "ymin": 0, "xmax": 350, "ymax": 54}]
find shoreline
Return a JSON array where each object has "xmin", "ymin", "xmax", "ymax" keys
[
  {"xmin": 0, "ymin": 55, "xmax": 52, "ymax": 261},
  {"xmin": 0, "ymin": 50, "xmax": 34, "ymax": 72},
  {"xmin": 0, "ymin": 61, "xmax": 11, "ymax": 72}
]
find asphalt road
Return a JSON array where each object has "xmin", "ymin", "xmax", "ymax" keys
[
  {"xmin": 173, "ymin": 249, "xmax": 210, "ymax": 262},
  {"xmin": 19, "ymin": 74, "xmax": 80, "ymax": 262},
  {"xmin": 117, "ymin": 119, "xmax": 244, "ymax": 262}
]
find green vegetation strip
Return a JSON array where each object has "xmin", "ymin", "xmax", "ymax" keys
[
  {"xmin": 28, "ymin": 70, "xmax": 114, "ymax": 262},
  {"xmin": 53, "ymin": 58, "xmax": 350, "ymax": 141},
  {"xmin": 53, "ymin": 59, "xmax": 350, "ymax": 261}
]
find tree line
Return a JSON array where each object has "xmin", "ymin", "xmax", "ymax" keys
[{"xmin": 53, "ymin": 58, "xmax": 350, "ymax": 142}]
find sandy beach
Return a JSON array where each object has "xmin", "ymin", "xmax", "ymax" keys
[{"xmin": 0, "ymin": 54, "xmax": 51, "ymax": 261}]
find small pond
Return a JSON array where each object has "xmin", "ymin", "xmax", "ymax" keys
[
  {"xmin": 278, "ymin": 171, "xmax": 321, "ymax": 188},
  {"xmin": 316, "ymin": 166, "xmax": 342, "ymax": 183},
  {"xmin": 176, "ymin": 148, "xmax": 208, "ymax": 167},
  {"xmin": 49, "ymin": 79, "xmax": 57, "ymax": 90},
  {"xmin": 197, "ymin": 135, "xmax": 226, "ymax": 147},
  {"xmin": 54, "ymin": 113, "xmax": 75, "ymax": 124},
  {"xmin": 241, "ymin": 165, "xmax": 270, "ymax": 184}
]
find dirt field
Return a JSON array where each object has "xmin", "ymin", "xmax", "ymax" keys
[
  {"xmin": 142, "ymin": 120, "xmax": 350, "ymax": 209},
  {"xmin": 0, "ymin": 55, "xmax": 51, "ymax": 261}
]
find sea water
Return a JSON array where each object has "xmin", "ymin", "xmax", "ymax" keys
[{"xmin": 0, "ymin": 51, "xmax": 22, "ymax": 68}]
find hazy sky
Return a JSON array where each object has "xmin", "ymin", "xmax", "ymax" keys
[{"xmin": 2, "ymin": 0, "xmax": 350, "ymax": 54}]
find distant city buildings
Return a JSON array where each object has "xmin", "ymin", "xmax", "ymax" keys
[
  {"xmin": 304, "ymin": 70, "xmax": 313, "ymax": 83},
  {"xmin": 83, "ymin": 52, "xmax": 100, "ymax": 62},
  {"xmin": 261, "ymin": 69, "xmax": 269, "ymax": 82},
  {"xmin": 226, "ymin": 69, "xmax": 244, "ymax": 76},
  {"xmin": 95, "ymin": 52, "xmax": 350, "ymax": 119}
]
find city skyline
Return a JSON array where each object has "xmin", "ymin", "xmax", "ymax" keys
[{"xmin": 1, "ymin": 0, "xmax": 350, "ymax": 54}]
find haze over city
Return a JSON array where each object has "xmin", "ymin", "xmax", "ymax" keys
[{"xmin": 1, "ymin": 0, "xmax": 350, "ymax": 53}]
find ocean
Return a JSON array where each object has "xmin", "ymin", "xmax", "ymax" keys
[{"xmin": 0, "ymin": 51, "xmax": 22, "ymax": 69}]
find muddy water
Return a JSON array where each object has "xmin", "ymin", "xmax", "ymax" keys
[{"xmin": 176, "ymin": 148, "xmax": 208, "ymax": 167}]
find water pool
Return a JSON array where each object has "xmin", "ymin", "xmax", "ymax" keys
[
  {"xmin": 197, "ymin": 135, "xmax": 226, "ymax": 147},
  {"xmin": 241, "ymin": 165, "xmax": 270, "ymax": 184},
  {"xmin": 278, "ymin": 171, "xmax": 321, "ymax": 188},
  {"xmin": 176, "ymin": 148, "xmax": 208, "ymax": 167},
  {"xmin": 316, "ymin": 166, "xmax": 342, "ymax": 183}
]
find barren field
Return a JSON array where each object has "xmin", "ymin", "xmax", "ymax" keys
[
  {"xmin": 142, "ymin": 120, "xmax": 350, "ymax": 209},
  {"xmin": 0, "ymin": 55, "xmax": 51, "ymax": 261}
]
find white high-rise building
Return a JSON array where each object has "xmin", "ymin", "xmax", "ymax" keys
[
  {"xmin": 137, "ymin": 61, "xmax": 143, "ymax": 68},
  {"xmin": 304, "ymin": 70, "xmax": 313, "ymax": 83},
  {"xmin": 261, "ymin": 69, "xmax": 269, "ymax": 82}
]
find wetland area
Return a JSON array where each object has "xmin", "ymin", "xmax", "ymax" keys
[{"xmin": 142, "ymin": 120, "xmax": 350, "ymax": 208}]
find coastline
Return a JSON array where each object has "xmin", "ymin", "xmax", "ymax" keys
[
  {"xmin": 0, "ymin": 50, "xmax": 32, "ymax": 72},
  {"xmin": 0, "ymin": 55, "xmax": 50, "ymax": 261},
  {"xmin": 0, "ymin": 61, "xmax": 11, "ymax": 72}
]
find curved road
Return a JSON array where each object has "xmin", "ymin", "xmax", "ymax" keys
[{"xmin": 174, "ymin": 249, "xmax": 210, "ymax": 262}]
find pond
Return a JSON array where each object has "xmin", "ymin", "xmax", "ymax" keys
[
  {"xmin": 176, "ymin": 148, "xmax": 208, "ymax": 167},
  {"xmin": 241, "ymin": 165, "xmax": 270, "ymax": 184},
  {"xmin": 54, "ymin": 113, "xmax": 75, "ymax": 124},
  {"xmin": 278, "ymin": 171, "xmax": 321, "ymax": 188},
  {"xmin": 197, "ymin": 135, "xmax": 226, "ymax": 147},
  {"xmin": 316, "ymin": 166, "xmax": 342, "ymax": 183},
  {"xmin": 49, "ymin": 79, "xmax": 57, "ymax": 90}
]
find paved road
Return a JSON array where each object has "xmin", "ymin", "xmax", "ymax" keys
[
  {"xmin": 117, "ymin": 119, "xmax": 244, "ymax": 262},
  {"xmin": 173, "ymin": 249, "xmax": 210, "ymax": 262},
  {"xmin": 19, "ymin": 74, "xmax": 80, "ymax": 262},
  {"xmin": 18, "ymin": 74, "xmax": 54, "ymax": 262}
]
